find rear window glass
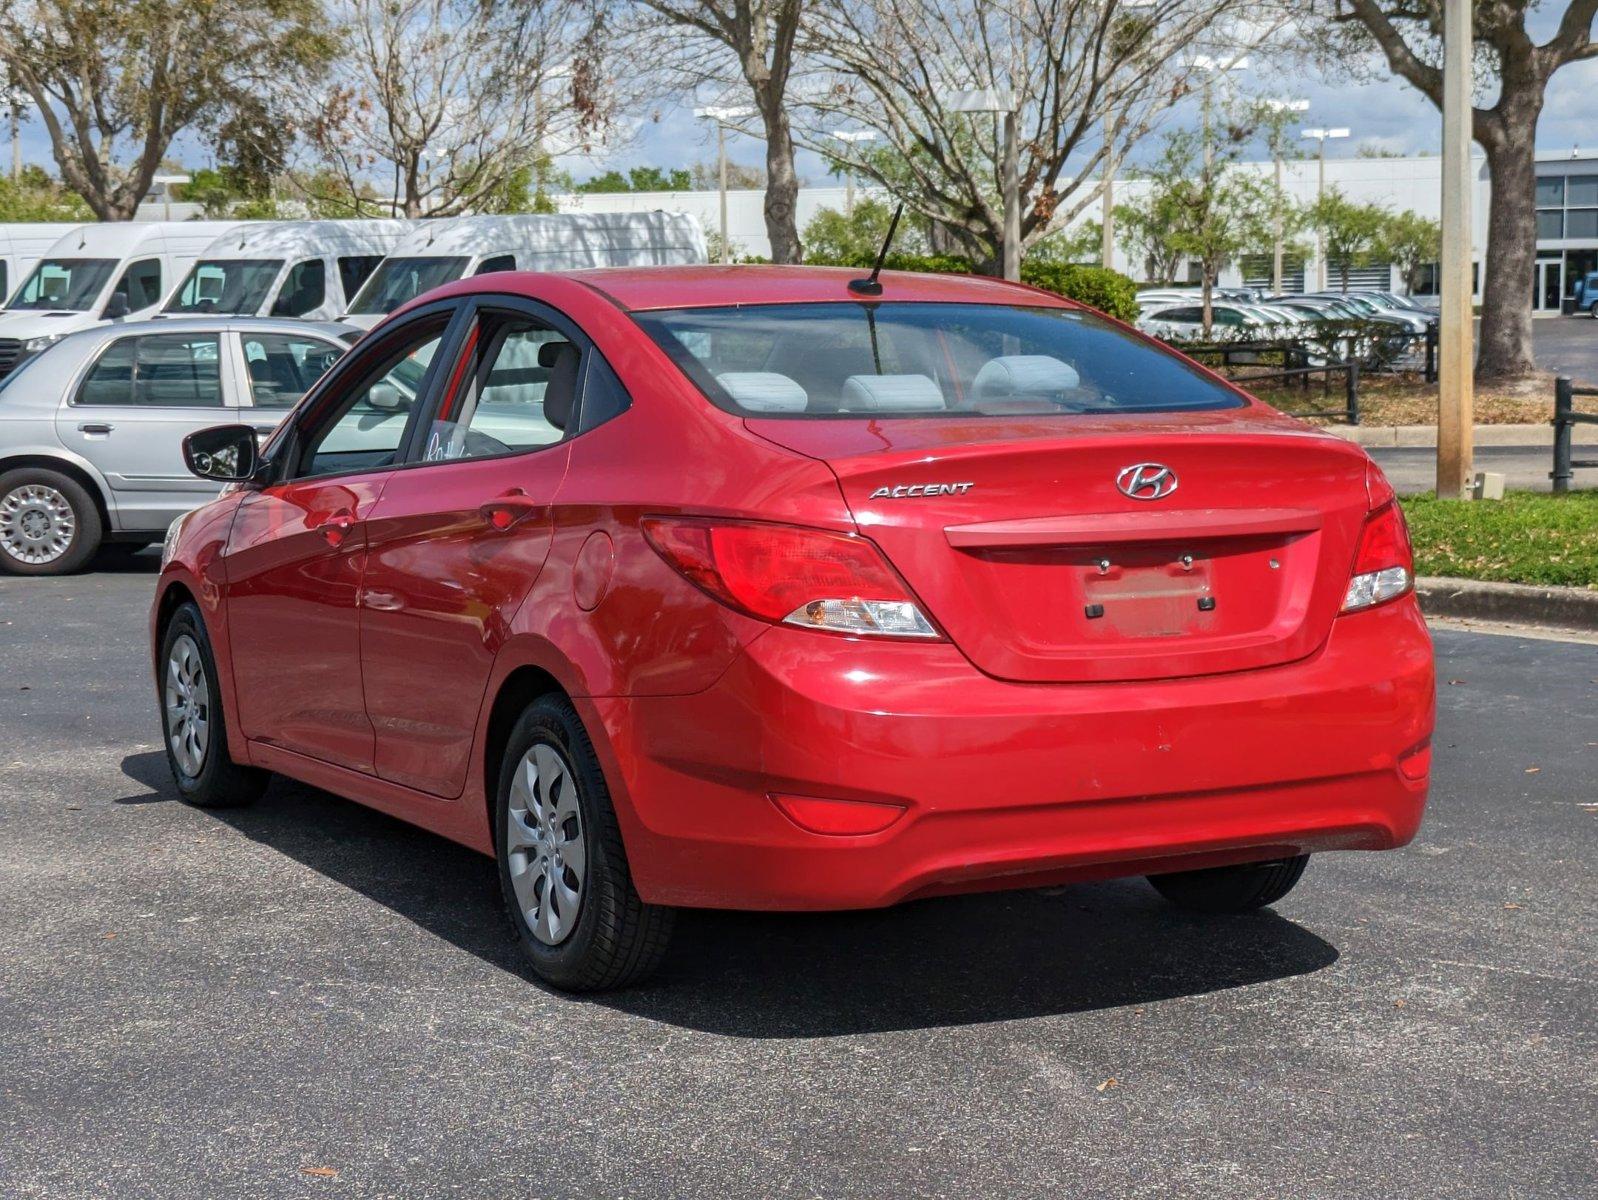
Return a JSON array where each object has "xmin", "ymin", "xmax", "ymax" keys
[{"xmin": 633, "ymin": 302, "xmax": 1245, "ymax": 418}]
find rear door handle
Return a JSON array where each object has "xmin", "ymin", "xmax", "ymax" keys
[
  {"xmin": 480, "ymin": 488, "xmax": 540, "ymax": 531},
  {"xmin": 316, "ymin": 510, "xmax": 356, "ymax": 546},
  {"xmin": 77, "ymin": 422, "xmax": 115, "ymax": 435}
]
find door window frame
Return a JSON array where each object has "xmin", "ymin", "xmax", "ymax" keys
[
  {"xmin": 67, "ymin": 328, "xmax": 241, "ymax": 411},
  {"xmin": 230, "ymin": 329, "xmax": 351, "ymax": 410}
]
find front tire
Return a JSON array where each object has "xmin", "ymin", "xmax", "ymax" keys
[
  {"xmin": 0, "ymin": 468, "xmax": 102, "ymax": 575},
  {"xmin": 494, "ymin": 695, "xmax": 674, "ymax": 991},
  {"xmin": 1147, "ymin": 855, "xmax": 1310, "ymax": 914},
  {"xmin": 159, "ymin": 602, "xmax": 268, "ymax": 809}
]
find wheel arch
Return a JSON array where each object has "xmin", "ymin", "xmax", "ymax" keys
[
  {"xmin": 0, "ymin": 452, "xmax": 113, "ymax": 533},
  {"xmin": 481, "ymin": 664, "xmax": 569, "ymax": 840}
]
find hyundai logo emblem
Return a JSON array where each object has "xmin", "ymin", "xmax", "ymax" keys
[{"xmin": 1116, "ymin": 462, "xmax": 1178, "ymax": 501}]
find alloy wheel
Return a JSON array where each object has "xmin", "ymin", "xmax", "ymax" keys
[
  {"xmin": 505, "ymin": 742, "xmax": 587, "ymax": 946},
  {"xmin": 164, "ymin": 634, "xmax": 211, "ymax": 778},
  {"xmin": 0, "ymin": 484, "xmax": 76, "ymax": 566}
]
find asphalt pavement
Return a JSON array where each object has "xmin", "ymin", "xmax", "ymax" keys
[{"xmin": 1, "ymin": 556, "xmax": 1594, "ymax": 1199}]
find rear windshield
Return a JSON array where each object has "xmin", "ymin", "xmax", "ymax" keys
[
  {"xmin": 165, "ymin": 259, "xmax": 285, "ymax": 314},
  {"xmin": 345, "ymin": 256, "xmax": 470, "ymax": 315},
  {"xmin": 633, "ymin": 302, "xmax": 1245, "ymax": 417},
  {"xmin": 10, "ymin": 259, "xmax": 117, "ymax": 311}
]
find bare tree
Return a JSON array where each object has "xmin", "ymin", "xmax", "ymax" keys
[
  {"xmin": 0, "ymin": 0, "xmax": 331, "ymax": 220},
  {"xmin": 634, "ymin": 0, "xmax": 808, "ymax": 262},
  {"xmin": 300, "ymin": 0, "xmax": 618, "ymax": 218},
  {"xmin": 1321, "ymin": 1, "xmax": 1598, "ymax": 381},
  {"xmin": 801, "ymin": 0, "xmax": 1266, "ymax": 274}
]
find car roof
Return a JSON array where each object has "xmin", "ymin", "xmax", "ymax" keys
[
  {"xmin": 47, "ymin": 316, "xmax": 358, "ymax": 350},
  {"xmin": 552, "ymin": 265, "xmax": 1072, "ymax": 312}
]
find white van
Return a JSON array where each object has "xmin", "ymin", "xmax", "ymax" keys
[
  {"xmin": 162, "ymin": 219, "xmax": 412, "ymax": 322},
  {"xmin": 0, "ymin": 224, "xmax": 87, "ymax": 310},
  {"xmin": 0, "ymin": 221, "xmax": 249, "ymax": 379},
  {"xmin": 340, "ymin": 211, "xmax": 707, "ymax": 329}
]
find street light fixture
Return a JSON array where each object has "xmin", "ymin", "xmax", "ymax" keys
[
  {"xmin": 1262, "ymin": 98, "xmax": 1310, "ymax": 294},
  {"xmin": 827, "ymin": 129, "xmax": 878, "ymax": 216},
  {"xmin": 951, "ymin": 87, "xmax": 1020, "ymax": 282},
  {"xmin": 695, "ymin": 105, "xmax": 755, "ymax": 264},
  {"xmin": 1192, "ymin": 55, "xmax": 1249, "ymax": 170},
  {"xmin": 1301, "ymin": 126, "xmax": 1351, "ymax": 290}
]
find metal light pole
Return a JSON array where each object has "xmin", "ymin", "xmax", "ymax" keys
[
  {"xmin": 1301, "ymin": 127, "xmax": 1350, "ymax": 289},
  {"xmin": 695, "ymin": 105, "xmax": 755, "ymax": 264},
  {"xmin": 4, "ymin": 87, "xmax": 28, "ymax": 182},
  {"xmin": 952, "ymin": 87, "xmax": 1020, "ymax": 281},
  {"xmin": 828, "ymin": 129, "xmax": 878, "ymax": 216},
  {"xmin": 1102, "ymin": 104, "xmax": 1120, "ymax": 270},
  {"xmin": 1438, "ymin": 0, "xmax": 1475, "ymax": 499},
  {"xmin": 1262, "ymin": 99, "xmax": 1309, "ymax": 294}
]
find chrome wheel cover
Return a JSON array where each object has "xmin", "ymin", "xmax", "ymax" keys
[
  {"xmin": 0, "ymin": 484, "xmax": 76, "ymax": 565},
  {"xmin": 164, "ymin": 634, "xmax": 210, "ymax": 778},
  {"xmin": 505, "ymin": 742, "xmax": 586, "ymax": 946}
]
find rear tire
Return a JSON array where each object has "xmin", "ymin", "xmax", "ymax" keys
[
  {"xmin": 159, "ymin": 602, "xmax": 268, "ymax": 809},
  {"xmin": 494, "ymin": 694, "xmax": 674, "ymax": 991},
  {"xmin": 1147, "ymin": 855, "xmax": 1309, "ymax": 914},
  {"xmin": 0, "ymin": 467, "xmax": 102, "ymax": 576}
]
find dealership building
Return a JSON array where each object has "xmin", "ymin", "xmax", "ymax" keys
[{"xmin": 563, "ymin": 149, "xmax": 1598, "ymax": 311}]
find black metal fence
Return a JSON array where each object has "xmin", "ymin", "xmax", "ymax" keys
[{"xmin": 1552, "ymin": 376, "xmax": 1598, "ymax": 493}]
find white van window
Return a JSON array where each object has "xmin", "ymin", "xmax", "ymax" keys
[
  {"xmin": 337, "ymin": 255, "xmax": 385, "ymax": 297},
  {"xmin": 241, "ymin": 332, "xmax": 345, "ymax": 408},
  {"xmin": 272, "ymin": 259, "xmax": 327, "ymax": 317},
  {"xmin": 77, "ymin": 333, "xmax": 223, "ymax": 408},
  {"xmin": 474, "ymin": 254, "xmax": 516, "ymax": 276},
  {"xmin": 168, "ymin": 259, "xmax": 284, "ymax": 314},
  {"xmin": 346, "ymin": 256, "xmax": 470, "ymax": 315},
  {"xmin": 115, "ymin": 259, "xmax": 162, "ymax": 311},
  {"xmin": 11, "ymin": 259, "xmax": 117, "ymax": 311}
]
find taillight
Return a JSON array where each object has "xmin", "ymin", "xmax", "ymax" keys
[
  {"xmin": 641, "ymin": 517, "xmax": 942, "ymax": 638},
  {"xmin": 1341, "ymin": 501, "xmax": 1414, "ymax": 613}
]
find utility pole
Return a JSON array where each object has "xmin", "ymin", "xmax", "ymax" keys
[
  {"xmin": 1301, "ymin": 127, "xmax": 1350, "ymax": 289},
  {"xmin": 1101, "ymin": 106, "xmax": 1118, "ymax": 271},
  {"xmin": 828, "ymin": 129, "xmax": 878, "ymax": 218},
  {"xmin": 1262, "ymin": 99, "xmax": 1309, "ymax": 294},
  {"xmin": 952, "ymin": 87, "xmax": 1021, "ymax": 281},
  {"xmin": 695, "ymin": 105, "xmax": 754, "ymax": 265},
  {"xmin": 1438, "ymin": 0, "xmax": 1475, "ymax": 499}
]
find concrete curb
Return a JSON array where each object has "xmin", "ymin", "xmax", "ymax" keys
[
  {"xmin": 1416, "ymin": 575, "xmax": 1598, "ymax": 631},
  {"xmin": 1322, "ymin": 423, "xmax": 1598, "ymax": 448}
]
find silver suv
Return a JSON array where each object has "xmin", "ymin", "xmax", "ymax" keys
[{"xmin": 0, "ymin": 316, "xmax": 356, "ymax": 574}]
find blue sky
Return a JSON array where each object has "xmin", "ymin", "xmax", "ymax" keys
[{"xmin": 15, "ymin": 51, "xmax": 1598, "ymax": 191}]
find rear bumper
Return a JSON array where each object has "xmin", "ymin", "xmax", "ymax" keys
[{"xmin": 593, "ymin": 598, "xmax": 1434, "ymax": 910}]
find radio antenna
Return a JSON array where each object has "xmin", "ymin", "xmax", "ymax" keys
[{"xmin": 848, "ymin": 203, "xmax": 904, "ymax": 296}]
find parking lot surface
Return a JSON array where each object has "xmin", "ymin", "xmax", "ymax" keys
[{"xmin": 1, "ymin": 557, "xmax": 1594, "ymax": 1199}]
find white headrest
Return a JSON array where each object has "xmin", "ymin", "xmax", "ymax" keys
[
  {"xmin": 716, "ymin": 372, "xmax": 808, "ymax": 413},
  {"xmin": 839, "ymin": 373, "xmax": 945, "ymax": 412},
  {"xmin": 972, "ymin": 355, "xmax": 1081, "ymax": 399}
]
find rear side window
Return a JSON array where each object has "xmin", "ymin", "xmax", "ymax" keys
[
  {"xmin": 271, "ymin": 259, "xmax": 327, "ymax": 317},
  {"xmin": 241, "ymin": 333, "xmax": 345, "ymax": 408},
  {"xmin": 634, "ymin": 302, "xmax": 1245, "ymax": 418},
  {"xmin": 77, "ymin": 333, "xmax": 223, "ymax": 407}
]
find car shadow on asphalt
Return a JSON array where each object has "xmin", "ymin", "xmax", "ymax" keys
[{"xmin": 119, "ymin": 750, "xmax": 1340, "ymax": 1038}]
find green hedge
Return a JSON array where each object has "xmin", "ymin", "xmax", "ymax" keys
[{"xmin": 806, "ymin": 251, "xmax": 1140, "ymax": 320}]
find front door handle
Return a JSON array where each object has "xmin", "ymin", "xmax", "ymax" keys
[
  {"xmin": 78, "ymin": 422, "xmax": 115, "ymax": 435},
  {"xmin": 316, "ymin": 510, "xmax": 356, "ymax": 546},
  {"xmin": 480, "ymin": 488, "xmax": 540, "ymax": 531}
]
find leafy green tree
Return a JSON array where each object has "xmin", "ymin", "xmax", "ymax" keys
[
  {"xmin": 1310, "ymin": 188, "xmax": 1389, "ymax": 293},
  {"xmin": 0, "ymin": 165, "xmax": 92, "ymax": 221},
  {"xmin": 0, "ymin": 0, "xmax": 332, "ymax": 220},
  {"xmin": 577, "ymin": 166, "xmax": 693, "ymax": 193},
  {"xmin": 1027, "ymin": 221, "xmax": 1104, "ymax": 266},
  {"xmin": 802, "ymin": 197, "xmax": 929, "ymax": 264},
  {"xmin": 1379, "ymin": 209, "xmax": 1442, "ymax": 297}
]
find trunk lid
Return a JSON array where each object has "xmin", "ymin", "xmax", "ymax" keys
[{"xmin": 746, "ymin": 409, "xmax": 1373, "ymax": 683}]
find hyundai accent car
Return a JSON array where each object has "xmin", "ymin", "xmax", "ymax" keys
[{"xmin": 152, "ymin": 266, "xmax": 1434, "ymax": 991}]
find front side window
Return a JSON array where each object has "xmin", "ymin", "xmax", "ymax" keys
[
  {"xmin": 242, "ymin": 333, "xmax": 346, "ymax": 409},
  {"xmin": 337, "ymin": 255, "xmax": 386, "ymax": 298},
  {"xmin": 77, "ymin": 333, "xmax": 223, "ymax": 407},
  {"xmin": 636, "ymin": 302, "xmax": 1247, "ymax": 418},
  {"xmin": 473, "ymin": 254, "xmax": 516, "ymax": 276},
  {"xmin": 345, "ymin": 256, "xmax": 470, "ymax": 315},
  {"xmin": 166, "ymin": 259, "xmax": 285, "ymax": 314},
  {"xmin": 115, "ymin": 259, "xmax": 162, "ymax": 311},
  {"xmin": 272, "ymin": 259, "xmax": 327, "ymax": 317},
  {"xmin": 421, "ymin": 316, "xmax": 573, "ymax": 462},
  {"xmin": 295, "ymin": 323, "xmax": 445, "ymax": 478},
  {"xmin": 10, "ymin": 258, "xmax": 117, "ymax": 311}
]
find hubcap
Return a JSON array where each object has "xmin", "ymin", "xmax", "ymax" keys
[
  {"xmin": 0, "ymin": 484, "xmax": 76, "ymax": 565},
  {"xmin": 164, "ymin": 634, "xmax": 210, "ymax": 778},
  {"xmin": 505, "ymin": 742, "xmax": 586, "ymax": 946}
]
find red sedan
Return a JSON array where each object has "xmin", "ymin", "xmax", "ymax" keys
[{"xmin": 152, "ymin": 266, "xmax": 1434, "ymax": 990}]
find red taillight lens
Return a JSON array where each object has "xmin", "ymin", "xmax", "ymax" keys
[
  {"xmin": 640, "ymin": 517, "xmax": 941, "ymax": 638},
  {"xmin": 1342, "ymin": 501, "xmax": 1415, "ymax": 613}
]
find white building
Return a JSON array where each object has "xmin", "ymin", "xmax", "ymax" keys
[{"xmin": 558, "ymin": 150, "xmax": 1598, "ymax": 314}]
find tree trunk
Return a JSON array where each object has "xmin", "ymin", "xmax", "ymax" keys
[
  {"xmin": 760, "ymin": 99, "xmax": 801, "ymax": 264},
  {"xmin": 1476, "ymin": 108, "xmax": 1540, "ymax": 381}
]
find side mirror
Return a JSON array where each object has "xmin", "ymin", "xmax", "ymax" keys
[
  {"xmin": 366, "ymin": 381, "xmax": 407, "ymax": 411},
  {"xmin": 182, "ymin": 424, "xmax": 259, "ymax": 483},
  {"xmin": 102, "ymin": 292, "xmax": 130, "ymax": 320}
]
